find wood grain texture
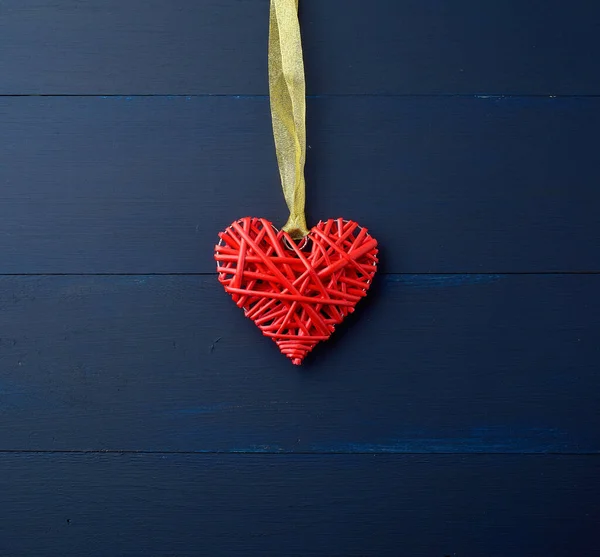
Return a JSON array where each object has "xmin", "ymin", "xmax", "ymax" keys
[
  {"xmin": 2, "ymin": 0, "xmax": 600, "ymax": 95},
  {"xmin": 0, "ymin": 453, "xmax": 598, "ymax": 557},
  {"xmin": 0, "ymin": 274, "xmax": 598, "ymax": 453},
  {"xmin": 2, "ymin": 2, "xmax": 599, "ymax": 553},
  {"xmin": 1, "ymin": 95, "xmax": 599, "ymax": 274}
]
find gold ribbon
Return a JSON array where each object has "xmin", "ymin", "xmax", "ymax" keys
[{"xmin": 269, "ymin": 0, "xmax": 309, "ymax": 239}]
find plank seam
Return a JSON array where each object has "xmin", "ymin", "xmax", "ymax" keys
[
  {"xmin": 0, "ymin": 272, "xmax": 599, "ymax": 277},
  {"xmin": 2, "ymin": 94, "xmax": 600, "ymax": 99},
  {"xmin": 0, "ymin": 450, "xmax": 597, "ymax": 456}
]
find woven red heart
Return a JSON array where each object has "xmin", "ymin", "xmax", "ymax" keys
[{"xmin": 214, "ymin": 217, "xmax": 378, "ymax": 365}]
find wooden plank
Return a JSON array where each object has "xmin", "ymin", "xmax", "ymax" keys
[
  {"xmin": 0, "ymin": 453, "xmax": 598, "ymax": 556},
  {"xmin": 1, "ymin": 96, "xmax": 599, "ymax": 274},
  {"xmin": 0, "ymin": 274, "xmax": 598, "ymax": 453},
  {"xmin": 2, "ymin": 0, "xmax": 600, "ymax": 95}
]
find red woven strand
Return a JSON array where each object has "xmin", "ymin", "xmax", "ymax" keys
[{"xmin": 214, "ymin": 217, "xmax": 378, "ymax": 365}]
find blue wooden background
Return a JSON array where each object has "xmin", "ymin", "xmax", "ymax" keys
[{"xmin": 1, "ymin": 1, "xmax": 599, "ymax": 555}]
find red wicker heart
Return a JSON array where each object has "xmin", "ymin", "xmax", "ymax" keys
[{"xmin": 214, "ymin": 217, "xmax": 378, "ymax": 364}]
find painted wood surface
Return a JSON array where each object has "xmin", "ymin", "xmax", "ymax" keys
[
  {"xmin": 2, "ymin": 96, "xmax": 600, "ymax": 273},
  {"xmin": 2, "ymin": 0, "xmax": 599, "ymax": 553},
  {"xmin": 0, "ymin": 274, "xmax": 598, "ymax": 453},
  {"xmin": 2, "ymin": 0, "xmax": 600, "ymax": 95},
  {"xmin": 0, "ymin": 453, "xmax": 598, "ymax": 557}
]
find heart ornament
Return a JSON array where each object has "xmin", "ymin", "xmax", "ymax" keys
[{"xmin": 214, "ymin": 217, "xmax": 378, "ymax": 364}]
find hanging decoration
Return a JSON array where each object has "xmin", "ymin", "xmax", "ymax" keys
[{"xmin": 214, "ymin": 0, "xmax": 378, "ymax": 365}]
